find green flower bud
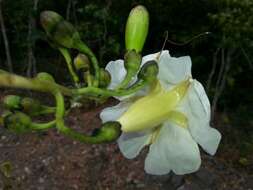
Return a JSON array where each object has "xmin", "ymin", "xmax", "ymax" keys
[
  {"xmin": 36, "ymin": 72, "xmax": 55, "ymax": 82},
  {"xmin": 74, "ymin": 54, "xmax": 90, "ymax": 72},
  {"xmin": 4, "ymin": 112, "xmax": 32, "ymax": 134},
  {"xmin": 125, "ymin": 5, "xmax": 149, "ymax": 52},
  {"xmin": 40, "ymin": 11, "xmax": 63, "ymax": 35},
  {"xmin": 124, "ymin": 50, "xmax": 142, "ymax": 72},
  {"xmin": 40, "ymin": 11, "xmax": 80, "ymax": 49},
  {"xmin": 52, "ymin": 20, "xmax": 80, "ymax": 48},
  {"xmin": 99, "ymin": 68, "xmax": 111, "ymax": 88},
  {"xmin": 138, "ymin": 60, "xmax": 159, "ymax": 82},
  {"xmin": 3, "ymin": 95, "xmax": 22, "ymax": 111},
  {"xmin": 92, "ymin": 121, "xmax": 121, "ymax": 143}
]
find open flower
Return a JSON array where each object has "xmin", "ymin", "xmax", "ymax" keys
[{"xmin": 100, "ymin": 50, "xmax": 221, "ymax": 175}]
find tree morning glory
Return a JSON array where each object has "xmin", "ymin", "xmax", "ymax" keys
[{"xmin": 100, "ymin": 50, "xmax": 221, "ymax": 175}]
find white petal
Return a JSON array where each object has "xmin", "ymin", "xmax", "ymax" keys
[
  {"xmin": 118, "ymin": 131, "xmax": 152, "ymax": 159},
  {"xmin": 190, "ymin": 80, "xmax": 211, "ymax": 119},
  {"xmin": 145, "ymin": 122, "xmax": 201, "ymax": 175},
  {"xmin": 100, "ymin": 102, "xmax": 130, "ymax": 123},
  {"xmin": 105, "ymin": 59, "xmax": 126, "ymax": 90},
  {"xmin": 141, "ymin": 51, "xmax": 161, "ymax": 67},
  {"xmin": 157, "ymin": 52, "xmax": 192, "ymax": 90},
  {"xmin": 176, "ymin": 80, "xmax": 221, "ymax": 155}
]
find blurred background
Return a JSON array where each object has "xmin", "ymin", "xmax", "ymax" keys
[{"xmin": 0, "ymin": 0, "xmax": 252, "ymax": 189}]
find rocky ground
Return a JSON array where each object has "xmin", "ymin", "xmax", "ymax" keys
[{"xmin": 0, "ymin": 92, "xmax": 252, "ymax": 190}]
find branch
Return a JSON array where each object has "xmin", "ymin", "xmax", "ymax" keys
[
  {"xmin": 0, "ymin": 73, "xmax": 73, "ymax": 96},
  {"xmin": 0, "ymin": 2, "xmax": 13, "ymax": 72},
  {"xmin": 206, "ymin": 48, "xmax": 220, "ymax": 92},
  {"xmin": 240, "ymin": 47, "xmax": 253, "ymax": 70}
]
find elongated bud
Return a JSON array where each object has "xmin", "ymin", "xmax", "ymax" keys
[
  {"xmin": 74, "ymin": 54, "xmax": 90, "ymax": 72},
  {"xmin": 52, "ymin": 20, "xmax": 80, "ymax": 48},
  {"xmin": 4, "ymin": 112, "xmax": 32, "ymax": 134},
  {"xmin": 3, "ymin": 95, "xmax": 22, "ymax": 111},
  {"xmin": 124, "ymin": 50, "xmax": 142, "ymax": 72},
  {"xmin": 40, "ymin": 11, "xmax": 80, "ymax": 48},
  {"xmin": 36, "ymin": 72, "xmax": 55, "ymax": 82},
  {"xmin": 138, "ymin": 60, "xmax": 159, "ymax": 82},
  {"xmin": 92, "ymin": 121, "xmax": 121, "ymax": 143},
  {"xmin": 125, "ymin": 5, "xmax": 149, "ymax": 52},
  {"xmin": 99, "ymin": 68, "xmax": 111, "ymax": 88},
  {"xmin": 40, "ymin": 11, "xmax": 63, "ymax": 35}
]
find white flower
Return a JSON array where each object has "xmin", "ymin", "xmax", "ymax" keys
[{"xmin": 100, "ymin": 50, "xmax": 221, "ymax": 175}]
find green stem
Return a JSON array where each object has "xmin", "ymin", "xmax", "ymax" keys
[
  {"xmin": 115, "ymin": 69, "xmax": 136, "ymax": 89},
  {"xmin": 86, "ymin": 71, "xmax": 93, "ymax": 87},
  {"xmin": 59, "ymin": 48, "xmax": 80, "ymax": 86},
  {"xmin": 75, "ymin": 80, "xmax": 147, "ymax": 97},
  {"xmin": 56, "ymin": 120, "xmax": 116, "ymax": 144},
  {"xmin": 54, "ymin": 91, "xmax": 65, "ymax": 118},
  {"xmin": 75, "ymin": 41, "xmax": 100, "ymax": 87},
  {"xmin": 0, "ymin": 73, "xmax": 73, "ymax": 96},
  {"xmin": 53, "ymin": 90, "xmax": 119, "ymax": 144},
  {"xmin": 37, "ymin": 106, "xmax": 56, "ymax": 115},
  {"xmin": 30, "ymin": 120, "xmax": 56, "ymax": 130}
]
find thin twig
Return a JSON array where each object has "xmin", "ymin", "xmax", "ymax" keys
[
  {"xmin": 206, "ymin": 48, "xmax": 220, "ymax": 92},
  {"xmin": 0, "ymin": 1, "xmax": 13, "ymax": 72},
  {"xmin": 211, "ymin": 49, "xmax": 233, "ymax": 119},
  {"xmin": 240, "ymin": 46, "xmax": 253, "ymax": 70}
]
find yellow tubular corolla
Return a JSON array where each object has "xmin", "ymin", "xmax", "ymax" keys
[{"xmin": 118, "ymin": 80, "xmax": 191, "ymax": 132}]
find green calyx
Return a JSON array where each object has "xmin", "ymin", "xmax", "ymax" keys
[
  {"xmin": 138, "ymin": 60, "xmax": 159, "ymax": 83},
  {"xmin": 115, "ymin": 50, "xmax": 141, "ymax": 89},
  {"xmin": 3, "ymin": 95, "xmax": 22, "ymax": 111},
  {"xmin": 3, "ymin": 112, "xmax": 32, "ymax": 134},
  {"xmin": 125, "ymin": 5, "xmax": 149, "ymax": 53},
  {"xmin": 124, "ymin": 50, "xmax": 142, "ymax": 73},
  {"xmin": 92, "ymin": 121, "xmax": 122, "ymax": 143}
]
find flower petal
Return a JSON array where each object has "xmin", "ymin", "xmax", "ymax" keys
[
  {"xmin": 118, "ymin": 131, "xmax": 152, "ymax": 159},
  {"xmin": 100, "ymin": 102, "xmax": 130, "ymax": 123},
  {"xmin": 176, "ymin": 80, "xmax": 221, "ymax": 155},
  {"xmin": 105, "ymin": 59, "xmax": 126, "ymax": 90},
  {"xmin": 141, "ymin": 51, "xmax": 160, "ymax": 66},
  {"xmin": 157, "ymin": 51, "xmax": 192, "ymax": 90},
  {"xmin": 145, "ymin": 122, "xmax": 201, "ymax": 175}
]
